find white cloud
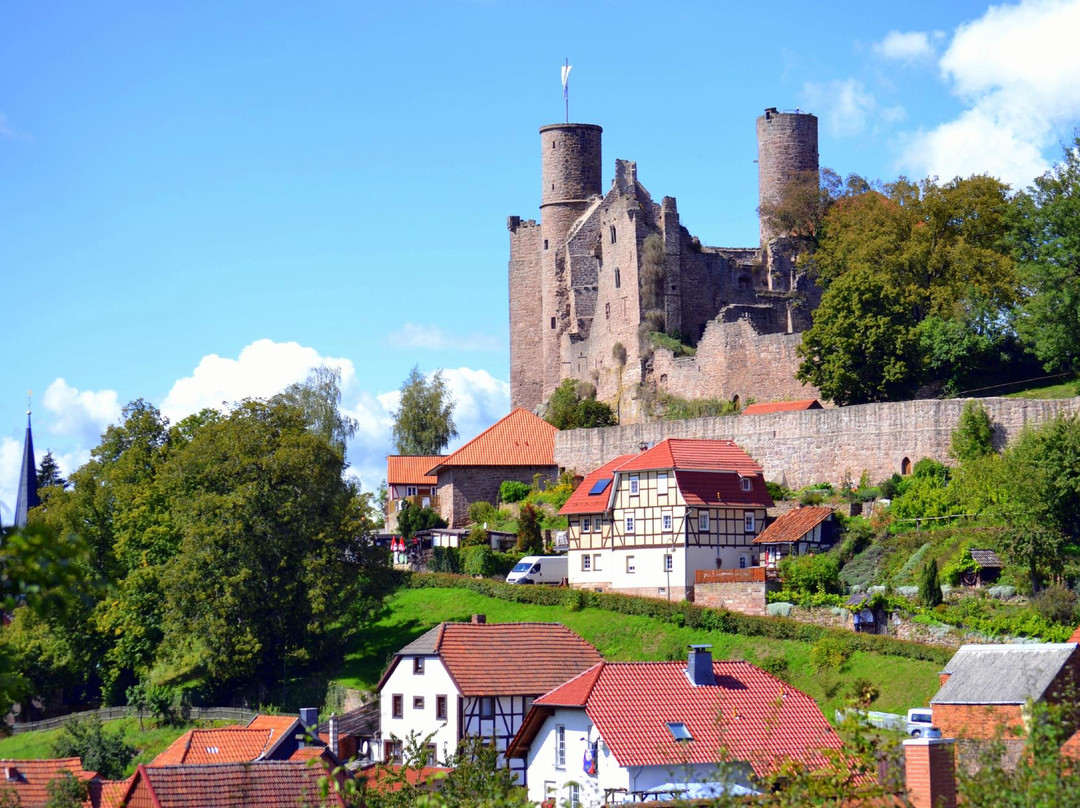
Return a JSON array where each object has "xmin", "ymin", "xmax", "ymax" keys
[
  {"xmin": 802, "ymin": 79, "xmax": 894, "ymax": 138},
  {"xmin": 0, "ymin": 436, "xmax": 22, "ymax": 525},
  {"xmin": 873, "ymin": 30, "xmax": 944, "ymax": 64},
  {"xmin": 387, "ymin": 323, "xmax": 504, "ymax": 353},
  {"xmin": 42, "ymin": 378, "xmax": 121, "ymax": 447},
  {"xmin": 160, "ymin": 338, "xmax": 356, "ymax": 423},
  {"xmin": 900, "ymin": 0, "xmax": 1080, "ymax": 186}
]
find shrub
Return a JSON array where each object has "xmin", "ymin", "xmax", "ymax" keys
[
  {"xmin": 564, "ymin": 588, "xmax": 587, "ymax": 612},
  {"xmin": 778, "ymin": 553, "xmax": 842, "ymax": 596},
  {"xmin": 848, "ymin": 677, "xmax": 880, "ymax": 708},
  {"xmin": 951, "ymin": 400, "xmax": 995, "ymax": 462},
  {"xmin": 766, "ymin": 481, "xmax": 793, "ymax": 501},
  {"xmin": 811, "ymin": 636, "xmax": 852, "ymax": 673},
  {"xmin": 756, "ymin": 653, "xmax": 789, "ymax": 677},
  {"xmin": 469, "ymin": 500, "xmax": 500, "ymax": 524},
  {"xmin": 1033, "ymin": 584, "xmax": 1079, "ymax": 625},
  {"xmin": 462, "ymin": 545, "xmax": 496, "ymax": 577},
  {"xmin": 988, "ymin": 585, "xmax": 1017, "ymax": 600},
  {"xmin": 878, "ymin": 473, "xmax": 903, "ymax": 500},
  {"xmin": 428, "ymin": 547, "xmax": 461, "ymax": 574},
  {"xmin": 499, "ymin": 481, "xmax": 531, "ymax": 504},
  {"xmin": 461, "ymin": 524, "xmax": 490, "ymax": 548},
  {"xmin": 50, "ymin": 715, "xmax": 135, "ymax": 781},
  {"xmin": 516, "ymin": 504, "xmax": 543, "ymax": 554},
  {"xmin": 919, "ymin": 560, "xmax": 943, "ymax": 607}
]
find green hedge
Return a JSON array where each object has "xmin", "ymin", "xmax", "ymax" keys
[{"xmin": 400, "ymin": 573, "xmax": 953, "ymax": 666}]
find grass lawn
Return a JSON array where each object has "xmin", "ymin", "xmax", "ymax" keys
[
  {"xmin": 0, "ymin": 717, "xmax": 234, "ymax": 776},
  {"xmin": 1003, "ymin": 378, "xmax": 1077, "ymax": 399},
  {"xmin": 338, "ymin": 588, "xmax": 942, "ymax": 720}
]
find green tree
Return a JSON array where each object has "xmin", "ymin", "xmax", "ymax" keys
[
  {"xmin": 45, "ymin": 772, "xmax": 89, "ymax": 808},
  {"xmin": 274, "ymin": 365, "xmax": 358, "ymax": 455},
  {"xmin": 1011, "ymin": 134, "xmax": 1080, "ymax": 373},
  {"xmin": 392, "ymin": 366, "xmax": 457, "ymax": 455},
  {"xmin": 50, "ymin": 715, "xmax": 135, "ymax": 780},
  {"xmin": 777, "ymin": 553, "xmax": 841, "ymax": 596},
  {"xmin": 544, "ymin": 379, "xmax": 616, "ymax": 430},
  {"xmin": 397, "ymin": 501, "xmax": 447, "ymax": 540},
  {"xmin": 516, "ymin": 503, "xmax": 542, "ymax": 554},
  {"xmin": 950, "ymin": 400, "xmax": 995, "ymax": 462},
  {"xmin": 36, "ymin": 450, "xmax": 66, "ymax": 490},
  {"xmin": 918, "ymin": 560, "xmax": 942, "ymax": 608}
]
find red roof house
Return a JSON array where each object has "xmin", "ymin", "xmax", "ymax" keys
[
  {"xmin": 377, "ymin": 617, "xmax": 602, "ymax": 783},
  {"xmin": 0, "ymin": 758, "xmax": 98, "ymax": 808},
  {"xmin": 752, "ymin": 505, "xmax": 840, "ymax": 572},
  {"xmin": 507, "ymin": 645, "xmax": 842, "ymax": 804},
  {"xmin": 385, "ymin": 454, "xmax": 445, "ymax": 532},
  {"xmin": 425, "ymin": 408, "xmax": 559, "ymax": 527}
]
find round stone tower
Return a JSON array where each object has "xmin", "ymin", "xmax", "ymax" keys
[
  {"xmin": 756, "ymin": 108, "xmax": 818, "ymax": 247},
  {"xmin": 538, "ymin": 123, "xmax": 603, "ymax": 402}
]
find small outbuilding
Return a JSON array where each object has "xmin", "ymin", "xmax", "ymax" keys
[{"xmin": 962, "ymin": 549, "xmax": 1003, "ymax": 587}]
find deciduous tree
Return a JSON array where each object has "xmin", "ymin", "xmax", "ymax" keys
[{"xmin": 392, "ymin": 366, "xmax": 457, "ymax": 455}]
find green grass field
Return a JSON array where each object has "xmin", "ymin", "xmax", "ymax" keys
[
  {"xmin": 337, "ymin": 588, "xmax": 942, "ymax": 720},
  {"xmin": 0, "ymin": 718, "xmax": 234, "ymax": 776},
  {"xmin": 1003, "ymin": 378, "xmax": 1077, "ymax": 399}
]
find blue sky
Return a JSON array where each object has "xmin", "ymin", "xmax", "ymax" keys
[{"xmin": 3, "ymin": 0, "xmax": 1080, "ymax": 516}]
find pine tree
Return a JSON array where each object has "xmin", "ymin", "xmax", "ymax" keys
[
  {"xmin": 36, "ymin": 450, "xmax": 66, "ymax": 489},
  {"xmin": 919, "ymin": 560, "xmax": 943, "ymax": 608}
]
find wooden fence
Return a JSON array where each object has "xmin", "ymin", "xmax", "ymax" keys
[
  {"xmin": 695, "ymin": 566, "xmax": 767, "ymax": 584},
  {"xmin": 9, "ymin": 706, "xmax": 258, "ymax": 734}
]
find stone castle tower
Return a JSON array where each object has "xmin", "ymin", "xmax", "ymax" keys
[{"xmin": 509, "ymin": 108, "xmax": 821, "ymax": 420}]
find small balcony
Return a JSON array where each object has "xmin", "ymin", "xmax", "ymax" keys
[{"xmin": 393, "ymin": 494, "xmax": 439, "ymax": 512}]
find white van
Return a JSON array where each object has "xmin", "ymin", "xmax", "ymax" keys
[
  {"xmin": 506, "ymin": 555, "xmax": 568, "ymax": 585},
  {"xmin": 906, "ymin": 708, "xmax": 940, "ymax": 738}
]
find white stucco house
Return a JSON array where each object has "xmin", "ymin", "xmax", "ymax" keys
[
  {"xmin": 506, "ymin": 645, "xmax": 842, "ymax": 805},
  {"xmin": 375, "ymin": 616, "xmax": 602, "ymax": 783},
  {"xmin": 560, "ymin": 439, "xmax": 773, "ymax": 601}
]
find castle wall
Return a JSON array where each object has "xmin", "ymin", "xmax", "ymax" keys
[
  {"xmin": 508, "ymin": 217, "xmax": 544, "ymax": 413},
  {"xmin": 652, "ymin": 318, "xmax": 816, "ymax": 407},
  {"xmin": 553, "ymin": 397, "xmax": 1080, "ymax": 489}
]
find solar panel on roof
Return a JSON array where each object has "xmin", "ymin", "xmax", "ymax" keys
[{"xmin": 588, "ymin": 478, "xmax": 611, "ymax": 495}]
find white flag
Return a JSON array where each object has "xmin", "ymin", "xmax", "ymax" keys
[{"xmin": 561, "ymin": 64, "xmax": 572, "ymax": 91}]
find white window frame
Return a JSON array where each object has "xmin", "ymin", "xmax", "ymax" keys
[
  {"xmin": 567, "ymin": 782, "xmax": 580, "ymax": 808},
  {"xmin": 593, "ymin": 553, "xmax": 602, "ymax": 571},
  {"xmin": 740, "ymin": 477, "xmax": 752, "ymax": 492},
  {"xmin": 657, "ymin": 471, "xmax": 669, "ymax": 496},
  {"xmin": 662, "ymin": 512, "xmax": 673, "ymax": 532},
  {"xmin": 582, "ymin": 516, "xmax": 592, "ymax": 533},
  {"xmin": 699, "ymin": 512, "xmax": 710, "ymax": 532},
  {"xmin": 595, "ymin": 516, "xmax": 604, "ymax": 533},
  {"xmin": 406, "ymin": 485, "xmax": 418, "ymax": 497},
  {"xmin": 581, "ymin": 554, "xmax": 592, "ymax": 572},
  {"xmin": 625, "ymin": 515, "xmax": 635, "ymax": 533},
  {"xmin": 744, "ymin": 512, "xmax": 755, "ymax": 532},
  {"xmin": 626, "ymin": 555, "xmax": 636, "ymax": 574},
  {"xmin": 555, "ymin": 724, "xmax": 566, "ymax": 769},
  {"xmin": 629, "ymin": 475, "xmax": 640, "ymax": 496},
  {"xmin": 664, "ymin": 553, "xmax": 673, "ymax": 572}
]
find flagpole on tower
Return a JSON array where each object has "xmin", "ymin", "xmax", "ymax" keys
[{"xmin": 561, "ymin": 58, "xmax": 572, "ymax": 124}]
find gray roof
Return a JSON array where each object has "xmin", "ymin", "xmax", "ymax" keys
[
  {"xmin": 969, "ymin": 548, "xmax": 1002, "ymax": 568},
  {"xmin": 932, "ymin": 643, "xmax": 1078, "ymax": 705},
  {"xmin": 397, "ymin": 624, "xmax": 443, "ymax": 656}
]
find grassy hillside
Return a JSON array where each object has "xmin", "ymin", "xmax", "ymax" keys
[{"xmin": 338, "ymin": 587, "xmax": 942, "ymax": 720}]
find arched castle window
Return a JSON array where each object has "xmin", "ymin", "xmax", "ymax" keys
[
  {"xmin": 610, "ymin": 225, "xmax": 617, "ymax": 244},
  {"xmin": 901, "ymin": 457, "xmax": 912, "ymax": 475},
  {"xmin": 615, "ymin": 268, "xmax": 621, "ymax": 288}
]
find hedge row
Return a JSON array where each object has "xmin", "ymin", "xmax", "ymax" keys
[{"xmin": 401, "ymin": 572, "xmax": 954, "ymax": 666}]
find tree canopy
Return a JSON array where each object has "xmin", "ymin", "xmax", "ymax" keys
[
  {"xmin": 544, "ymin": 379, "xmax": 617, "ymax": 430},
  {"xmin": 392, "ymin": 366, "xmax": 458, "ymax": 455}
]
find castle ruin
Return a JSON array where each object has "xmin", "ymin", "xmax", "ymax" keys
[{"xmin": 508, "ymin": 108, "xmax": 822, "ymax": 421}]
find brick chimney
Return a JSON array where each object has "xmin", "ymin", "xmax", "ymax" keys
[
  {"xmin": 471, "ymin": 614, "xmax": 486, "ymax": 624},
  {"xmin": 686, "ymin": 644, "xmax": 716, "ymax": 687},
  {"xmin": 904, "ymin": 738, "xmax": 956, "ymax": 808}
]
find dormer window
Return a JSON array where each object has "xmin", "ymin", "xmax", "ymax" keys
[
  {"xmin": 740, "ymin": 477, "xmax": 752, "ymax": 492},
  {"xmin": 666, "ymin": 722, "xmax": 693, "ymax": 742},
  {"xmin": 413, "ymin": 657, "xmax": 425, "ymax": 674}
]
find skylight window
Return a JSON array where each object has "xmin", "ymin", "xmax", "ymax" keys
[
  {"xmin": 666, "ymin": 722, "xmax": 693, "ymax": 742},
  {"xmin": 588, "ymin": 478, "xmax": 612, "ymax": 495}
]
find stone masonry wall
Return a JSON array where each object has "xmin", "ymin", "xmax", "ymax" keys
[
  {"xmin": 553, "ymin": 397, "xmax": 1080, "ymax": 489},
  {"xmin": 651, "ymin": 318, "xmax": 817, "ymax": 408},
  {"xmin": 508, "ymin": 217, "xmax": 543, "ymax": 413},
  {"xmin": 694, "ymin": 580, "xmax": 768, "ymax": 616},
  {"xmin": 438, "ymin": 465, "xmax": 558, "ymax": 528}
]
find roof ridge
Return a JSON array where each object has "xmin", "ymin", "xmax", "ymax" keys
[{"xmin": 438, "ymin": 408, "xmax": 529, "ymax": 464}]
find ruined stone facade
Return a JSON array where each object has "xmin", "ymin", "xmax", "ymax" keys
[{"xmin": 508, "ymin": 108, "xmax": 821, "ymax": 421}]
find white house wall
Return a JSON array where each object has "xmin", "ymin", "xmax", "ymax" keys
[
  {"xmin": 379, "ymin": 655, "xmax": 460, "ymax": 764},
  {"xmin": 524, "ymin": 707, "xmax": 626, "ymax": 806}
]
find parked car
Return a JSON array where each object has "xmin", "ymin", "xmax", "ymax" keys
[{"xmin": 906, "ymin": 708, "xmax": 940, "ymax": 737}]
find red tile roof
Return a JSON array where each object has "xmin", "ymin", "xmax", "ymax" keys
[
  {"xmin": 559, "ymin": 455, "xmax": 636, "ymax": 515},
  {"xmin": 742, "ymin": 399, "xmax": 822, "ymax": 415},
  {"xmin": 513, "ymin": 660, "xmax": 841, "ymax": 776},
  {"xmin": 151, "ymin": 728, "xmax": 274, "ymax": 766},
  {"xmin": 752, "ymin": 506, "xmax": 835, "ymax": 544},
  {"xmin": 244, "ymin": 714, "xmax": 305, "ymax": 754},
  {"xmin": 379, "ymin": 622, "xmax": 602, "ymax": 697},
  {"xmin": 675, "ymin": 470, "xmax": 773, "ymax": 508},
  {"xmin": 359, "ymin": 764, "xmax": 452, "ymax": 793},
  {"xmin": 616, "ymin": 439, "xmax": 763, "ymax": 475},
  {"xmin": 121, "ymin": 762, "xmax": 347, "ymax": 808},
  {"xmin": 0, "ymin": 758, "xmax": 97, "ymax": 808},
  {"xmin": 427, "ymin": 409, "xmax": 557, "ymax": 472},
  {"xmin": 386, "ymin": 455, "xmax": 444, "ymax": 485},
  {"xmin": 97, "ymin": 775, "xmax": 134, "ymax": 808},
  {"xmin": 1070, "ymin": 625, "xmax": 1080, "ymax": 644}
]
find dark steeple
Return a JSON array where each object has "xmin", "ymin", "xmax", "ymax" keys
[{"xmin": 14, "ymin": 402, "xmax": 40, "ymax": 529}]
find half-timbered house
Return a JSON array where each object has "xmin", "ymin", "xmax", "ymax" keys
[
  {"xmin": 752, "ymin": 505, "xmax": 839, "ymax": 573},
  {"xmin": 375, "ymin": 616, "xmax": 602, "ymax": 784},
  {"xmin": 561, "ymin": 439, "xmax": 772, "ymax": 600},
  {"xmin": 385, "ymin": 455, "xmax": 445, "ymax": 533}
]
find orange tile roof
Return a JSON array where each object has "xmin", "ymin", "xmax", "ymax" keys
[
  {"xmin": 753, "ymin": 506, "xmax": 835, "ymax": 544},
  {"xmin": 359, "ymin": 764, "xmax": 451, "ymax": 793},
  {"xmin": 96, "ymin": 775, "xmax": 134, "ymax": 808},
  {"xmin": 244, "ymin": 714, "xmax": 303, "ymax": 751},
  {"xmin": 427, "ymin": 409, "xmax": 556, "ymax": 472},
  {"xmin": 559, "ymin": 455, "xmax": 636, "ymax": 515},
  {"xmin": 1069, "ymin": 625, "xmax": 1080, "ymax": 644},
  {"xmin": 386, "ymin": 455, "xmax": 444, "ymax": 485},
  {"xmin": 121, "ymin": 762, "xmax": 346, "ymax": 807},
  {"xmin": 0, "ymin": 758, "xmax": 97, "ymax": 807},
  {"xmin": 742, "ymin": 399, "xmax": 821, "ymax": 415},
  {"xmin": 616, "ymin": 438, "xmax": 763, "ymax": 475},
  {"xmin": 516, "ymin": 661, "xmax": 841, "ymax": 776},
  {"xmin": 380, "ymin": 622, "xmax": 602, "ymax": 697},
  {"xmin": 151, "ymin": 728, "xmax": 273, "ymax": 766}
]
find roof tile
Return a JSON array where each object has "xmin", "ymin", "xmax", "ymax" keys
[
  {"xmin": 559, "ymin": 455, "xmax": 636, "ymax": 515},
  {"xmin": 151, "ymin": 728, "xmax": 274, "ymax": 766},
  {"xmin": 0, "ymin": 758, "xmax": 97, "ymax": 808},
  {"xmin": 130, "ymin": 761, "xmax": 345, "ymax": 807},
  {"xmin": 386, "ymin": 455, "xmax": 445, "ymax": 485},
  {"xmin": 616, "ymin": 439, "xmax": 764, "ymax": 475},
  {"xmin": 427, "ymin": 410, "xmax": 556, "ymax": 471},
  {"xmin": 752, "ymin": 506, "xmax": 835, "ymax": 544}
]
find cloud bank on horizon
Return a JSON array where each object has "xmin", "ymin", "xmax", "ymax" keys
[
  {"xmin": 807, "ymin": 0, "xmax": 1080, "ymax": 189},
  {"xmin": 0, "ymin": 338, "xmax": 510, "ymax": 523}
]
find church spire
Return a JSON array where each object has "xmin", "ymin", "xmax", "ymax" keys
[{"xmin": 14, "ymin": 394, "xmax": 40, "ymax": 528}]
